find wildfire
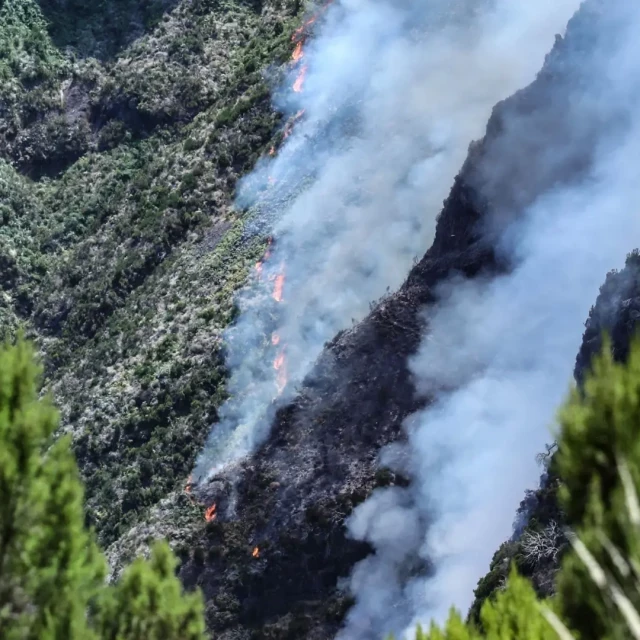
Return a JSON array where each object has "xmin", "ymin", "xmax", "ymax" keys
[
  {"xmin": 185, "ymin": 474, "xmax": 193, "ymax": 494},
  {"xmin": 255, "ymin": 238, "xmax": 274, "ymax": 278},
  {"xmin": 271, "ymin": 333, "xmax": 281, "ymax": 346},
  {"xmin": 274, "ymin": 350, "xmax": 287, "ymax": 393},
  {"xmin": 292, "ymin": 41, "xmax": 304, "ymax": 63},
  {"xmin": 205, "ymin": 503, "xmax": 217, "ymax": 522},
  {"xmin": 269, "ymin": 146, "xmax": 276, "ymax": 156},
  {"xmin": 252, "ymin": 546, "xmax": 260, "ymax": 558},
  {"xmin": 293, "ymin": 65, "xmax": 308, "ymax": 93},
  {"xmin": 292, "ymin": 17, "xmax": 316, "ymax": 42},
  {"xmin": 274, "ymin": 352, "xmax": 286, "ymax": 371},
  {"xmin": 291, "ymin": 0, "xmax": 334, "ymax": 43},
  {"xmin": 272, "ymin": 273, "xmax": 285, "ymax": 302}
]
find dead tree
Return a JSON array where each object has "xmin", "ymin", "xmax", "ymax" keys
[{"xmin": 521, "ymin": 520, "xmax": 566, "ymax": 565}]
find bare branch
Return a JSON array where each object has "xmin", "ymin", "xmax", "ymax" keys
[{"xmin": 521, "ymin": 521, "xmax": 566, "ymax": 565}]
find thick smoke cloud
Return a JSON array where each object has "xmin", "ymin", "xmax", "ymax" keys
[
  {"xmin": 339, "ymin": 2, "xmax": 640, "ymax": 637},
  {"xmin": 193, "ymin": 0, "xmax": 580, "ymax": 485}
]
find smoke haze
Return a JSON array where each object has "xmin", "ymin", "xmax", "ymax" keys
[
  {"xmin": 338, "ymin": 2, "xmax": 640, "ymax": 638},
  {"xmin": 193, "ymin": 0, "xmax": 580, "ymax": 485}
]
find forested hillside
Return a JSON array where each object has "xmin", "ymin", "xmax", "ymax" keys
[{"xmin": 0, "ymin": 0, "xmax": 301, "ymax": 561}]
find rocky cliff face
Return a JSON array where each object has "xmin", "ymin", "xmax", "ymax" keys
[{"xmin": 575, "ymin": 250, "xmax": 640, "ymax": 385}]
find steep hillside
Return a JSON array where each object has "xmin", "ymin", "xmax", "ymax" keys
[
  {"xmin": 0, "ymin": 0, "xmax": 304, "ymax": 551},
  {"xmin": 468, "ymin": 252, "xmax": 640, "ymax": 621},
  {"xmin": 2, "ymin": 0, "xmax": 634, "ymax": 637},
  {"xmin": 169, "ymin": 3, "xmax": 625, "ymax": 635}
]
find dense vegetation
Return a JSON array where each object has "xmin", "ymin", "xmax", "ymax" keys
[
  {"xmin": 0, "ymin": 338, "xmax": 206, "ymax": 639},
  {"xmin": 0, "ymin": 0, "xmax": 305, "ymax": 573}
]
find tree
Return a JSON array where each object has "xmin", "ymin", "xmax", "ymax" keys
[
  {"xmin": 0, "ymin": 338, "xmax": 206, "ymax": 640},
  {"xmin": 411, "ymin": 337, "xmax": 640, "ymax": 640},
  {"xmin": 555, "ymin": 336, "xmax": 640, "ymax": 640}
]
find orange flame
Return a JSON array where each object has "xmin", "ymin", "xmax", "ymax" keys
[
  {"xmin": 269, "ymin": 146, "xmax": 276, "ymax": 156},
  {"xmin": 272, "ymin": 333, "xmax": 281, "ymax": 346},
  {"xmin": 252, "ymin": 546, "xmax": 260, "ymax": 558},
  {"xmin": 274, "ymin": 352, "xmax": 286, "ymax": 371},
  {"xmin": 185, "ymin": 474, "xmax": 193, "ymax": 494},
  {"xmin": 273, "ymin": 274, "xmax": 285, "ymax": 302},
  {"xmin": 274, "ymin": 350, "xmax": 287, "ymax": 393},
  {"xmin": 293, "ymin": 65, "xmax": 308, "ymax": 93},
  {"xmin": 291, "ymin": 0, "xmax": 334, "ymax": 42},
  {"xmin": 292, "ymin": 16, "xmax": 318, "ymax": 42},
  {"xmin": 292, "ymin": 41, "xmax": 304, "ymax": 62},
  {"xmin": 205, "ymin": 503, "xmax": 217, "ymax": 522}
]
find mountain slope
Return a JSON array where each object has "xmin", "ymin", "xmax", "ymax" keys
[
  {"xmin": 0, "ymin": 0, "xmax": 304, "ymax": 551},
  {"xmin": 172, "ymin": 4, "xmax": 623, "ymax": 635},
  {"xmin": 1, "ymin": 0, "xmax": 632, "ymax": 637}
]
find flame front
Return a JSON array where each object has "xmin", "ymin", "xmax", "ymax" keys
[
  {"xmin": 205, "ymin": 503, "xmax": 217, "ymax": 522},
  {"xmin": 252, "ymin": 546, "xmax": 260, "ymax": 558},
  {"xmin": 185, "ymin": 474, "xmax": 193, "ymax": 494},
  {"xmin": 292, "ymin": 41, "xmax": 304, "ymax": 63},
  {"xmin": 273, "ymin": 273, "xmax": 285, "ymax": 302},
  {"xmin": 293, "ymin": 65, "xmax": 308, "ymax": 93},
  {"xmin": 274, "ymin": 351, "xmax": 287, "ymax": 393},
  {"xmin": 272, "ymin": 333, "xmax": 281, "ymax": 346}
]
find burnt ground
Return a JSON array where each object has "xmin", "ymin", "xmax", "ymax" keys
[{"xmin": 178, "ymin": 1, "xmax": 629, "ymax": 637}]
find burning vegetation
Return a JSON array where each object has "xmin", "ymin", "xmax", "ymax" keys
[{"xmin": 205, "ymin": 503, "xmax": 217, "ymax": 522}]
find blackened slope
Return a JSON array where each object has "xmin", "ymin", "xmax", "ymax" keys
[
  {"xmin": 183, "ymin": 164, "xmax": 497, "ymax": 640},
  {"xmin": 575, "ymin": 250, "xmax": 640, "ymax": 385},
  {"xmin": 179, "ymin": 5, "xmax": 612, "ymax": 635}
]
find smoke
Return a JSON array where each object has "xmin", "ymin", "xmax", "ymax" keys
[
  {"xmin": 338, "ymin": 1, "xmax": 640, "ymax": 637},
  {"xmin": 193, "ymin": 0, "xmax": 581, "ymax": 483}
]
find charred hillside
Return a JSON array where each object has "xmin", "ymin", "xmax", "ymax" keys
[{"xmin": 176, "ymin": 3, "xmax": 621, "ymax": 635}]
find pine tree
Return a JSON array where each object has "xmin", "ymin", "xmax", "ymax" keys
[
  {"xmin": 0, "ymin": 338, "xmax": 206, "ymax": 640},
  {"xmin": 97, "ymin": 542, "xmax": 206, "ymax": 640},
  {"xmin": 555, "ymin": 336, "xmax": 640, "ymax": 640}
]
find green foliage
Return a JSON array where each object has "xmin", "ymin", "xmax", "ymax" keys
[
  {"xmin": 0, "ymin": 338, "xmax": 206, "ymax": 640},
  {"xmin": 555, "ymin": 336, "xmax": 640, "ymax": 640},
  {"xmin": 413, "ymin": 572, "xmax": 555, "ymax": 640},
  {"xmin": 96, "ymin": 542, "xmax": 206, "ymax": 640},
  {"xmin": 415, "ymin": 338, "xmax": 640, "ymax": 640},
  {"xmin": 0, "ymin": 0, "xmax": 66, "ymax": 87},
  {"xmin": 0, "ymin": 337, "xmax": 105, "ymax": 639}
]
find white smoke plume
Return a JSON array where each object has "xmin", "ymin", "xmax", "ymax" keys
[
  {"xmin": 339, "ymin": 2, "xmax": 640, "ymax": 638},
  {"xmin": 193, "ymin": 0, "xmax": 580, "ymax": 484}
]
